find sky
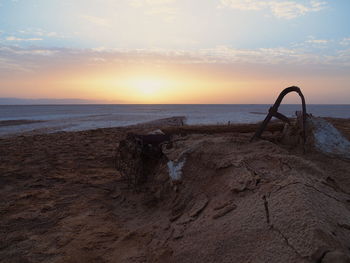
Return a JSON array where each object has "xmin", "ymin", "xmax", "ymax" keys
[{"xmin": 0, "ymin": 0, "xmax": 349, "ymax": 104}]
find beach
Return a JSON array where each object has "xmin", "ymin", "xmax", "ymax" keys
[
  {"xmin": 1, "ymin": 117, "xmax": 350, "ymax": 262},
  {"xmin": 2, "ymin": 0, "xmax": 350, "ymax": 261}
]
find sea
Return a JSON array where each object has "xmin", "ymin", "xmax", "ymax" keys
[{"xmin": 0, "ymin": 104, "xmax": 349, "ymax": 136}]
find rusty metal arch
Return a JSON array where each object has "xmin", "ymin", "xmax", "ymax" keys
[{"xmin": 251, "ymin": 86, "xmax": 307, "ymax": 143}]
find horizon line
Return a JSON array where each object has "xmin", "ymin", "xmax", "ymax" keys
[{"xmin": 1, "ymin": 103, "xmax": 350, "ymax": 106}]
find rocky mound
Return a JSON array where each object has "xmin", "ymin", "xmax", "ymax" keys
[
  {"xmin": 1, "ymin": 118, "xmax": 350, "ymax": 263},
  {"xmin": 128, "ymin": 132, "xmax": 350, "ymax": 262}
]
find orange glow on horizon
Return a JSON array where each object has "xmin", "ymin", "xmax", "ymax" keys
[{"xmin": 1, "ymin": 60, "xmax": 349, "ymax": 104}]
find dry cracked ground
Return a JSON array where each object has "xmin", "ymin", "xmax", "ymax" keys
[{"xmin": 1, "ymin": 119, "xmax": 350, "ymax": 263}]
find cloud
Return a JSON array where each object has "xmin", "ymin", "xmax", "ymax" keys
[
  {"xmin": 0, "ymin": 46, "xmax": 62, "ymax": 73},
  {"xmin": 1, "ymin": 41, "xmax": 350, "ymax": 75},
  {"xmin": 1, "ymin": 47, "xmax": 58, "ymax": 56},
  {"xmin": 144, "ymin": 6, "xmax": 178, "ymax": 21},
  {"xmin": 130, "ymin": 0, "xmax": 178, "ymax": 21},
  {"xmin": 219, "ymin": 0, "xmax": 327, "ymax": 19},
  {"xmin": 0, "ymin": 57, "xmax": 34, "ymax": 72},
  {"xmin": 0, "ymin": 29, "xmax": 68, "ymax": 44},
  {"xmin": 80, "ymin": 15, "xmax": 111, "ymax": 27},
  {"xmin": 129, "ymin": 0, "xmax": 176, "ymax": 7},
  {"xmin": 5, "ymin": 36, "xmax": 43, "ymax": 41},
  {"xmin": 196, "ymin": 46, "xmax": 323, "ymax": 65},
  {"xmin": 306, "ymin": 39, "xmax": 328, "ymax": 44},
  {"xmin": 145, "ymin": 6, "xmax": 177, "ymax": 15},
  {"xmin": 340, "ymin": 38, "xmax": 350, "ymax": 46},
  {"xmin": 17, "ymin": 28, "xmax": 67, "ymax": 38}
]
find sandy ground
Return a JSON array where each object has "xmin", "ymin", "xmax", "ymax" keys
[{"xmin": 1, "ymin": 118, "xmax": 350, "ymax": 263}]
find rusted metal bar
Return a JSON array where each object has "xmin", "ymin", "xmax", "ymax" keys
[{"xmin": 251, "ymin": 86, "xmax": 307, "ymax": 143}]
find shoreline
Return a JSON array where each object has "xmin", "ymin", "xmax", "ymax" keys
[
  {"xmin": 1, "ymin": 115, "xmax": 350, "ymax": 139},
  {"xmin": 1, "ymin": 104, "xmax": 350, "ymax": 138}
]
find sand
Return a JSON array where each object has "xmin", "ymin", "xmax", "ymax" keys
[{"xmin": 1, "ymin": 118, "xmax": 350, "ymax": 263}]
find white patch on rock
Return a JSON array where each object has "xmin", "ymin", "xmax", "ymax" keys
[
  {"xmin": 309, "ymin": 117, "xmax": 350, "ymax": 158},
  {"xmin": 167, "ymin": 159, "xmax": 186, "ymax": 181},
  {"xmin": 148, "ymin": 129, "xmax": 164, "ymax": 135}
]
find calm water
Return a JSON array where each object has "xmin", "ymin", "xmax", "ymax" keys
[{"xmin": 0, "ymin": 104, "xmax": 349, "ymax": 136}]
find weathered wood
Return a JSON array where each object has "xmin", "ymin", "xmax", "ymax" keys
[{"xmin": 162, "ymin": 122, "xmax": 285, "ymax": 136}]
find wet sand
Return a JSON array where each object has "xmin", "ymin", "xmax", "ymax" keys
[{"xmin": 1, "ymin": 118, "xmax": 350, "ymax": 262}]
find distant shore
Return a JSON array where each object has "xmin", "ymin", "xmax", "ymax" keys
[{"xmin": 0, "ymin": 119, "xmax": 46, "ymax": 127}]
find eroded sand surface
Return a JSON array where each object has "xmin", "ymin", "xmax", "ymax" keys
[{"xmin": 1, "ymin": 119, "xmax": 350, "ymax": 263}]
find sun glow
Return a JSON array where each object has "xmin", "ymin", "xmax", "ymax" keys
[
  {"xmin": 115, "ymin": 75, "xmax": 176, "ymax": 103},
  {"xmin": 131, "ymin": 78, "xmax": 164, "ymax": 95}
]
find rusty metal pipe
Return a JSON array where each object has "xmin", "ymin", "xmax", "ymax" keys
[{"xmin": 251, "ymin": 86, "xmax": 307, "ymax": 143}]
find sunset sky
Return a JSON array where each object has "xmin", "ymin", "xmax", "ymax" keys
[{"xmin": 0, "ymin": 0, "xmax": 349, "ymax": 103}]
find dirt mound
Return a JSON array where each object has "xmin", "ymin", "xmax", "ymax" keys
[
  {"xmin": 1, "ymin": 120, "xmax": 350, "ymax": 262},
  {"xmin": 131, "ymin": 133, "xmax": 350, "ymax": 262}
]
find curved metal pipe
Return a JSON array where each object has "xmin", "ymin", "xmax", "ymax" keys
[{"xmin": 251, "ymin": 86, "xmax": 307, "ymax": 143}]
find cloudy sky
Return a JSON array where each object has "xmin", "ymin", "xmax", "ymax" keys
[{"xmin": 0, "ymin": 0, "xmax": 349, "ymax": 103}]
